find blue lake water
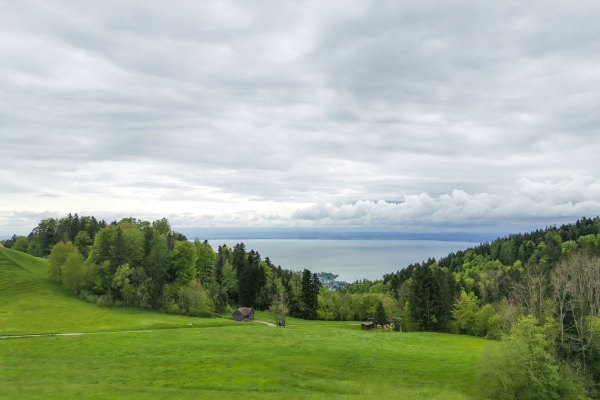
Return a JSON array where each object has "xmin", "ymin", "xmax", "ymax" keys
[{"xmin": 207, "ymin": 239, "xmax": 479, "ymax": 282}]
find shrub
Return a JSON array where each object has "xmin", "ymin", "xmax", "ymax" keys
[
  {"xmin": 474, "ymin": 303, "xmax": 496, "ymax": 337},
  {"xmin": 452, "ymin": 290, "xmax": 479, "ymax": 335},
  {"xmin": 477, "ymin": 316, "xmax": 587, "ymax": 400}
]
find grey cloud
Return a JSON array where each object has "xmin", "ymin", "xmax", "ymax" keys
[{"xmin": 1, "ymin": 1, "xmax": 600, "ymax": 232}]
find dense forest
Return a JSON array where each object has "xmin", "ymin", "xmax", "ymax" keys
[
  {"xmin": 0, "ymin": 215, "xmax": 320, "ymax": 320},
  {"xmin": 4, "ymin": 215, "xmax": 600, "ymax": 397}
]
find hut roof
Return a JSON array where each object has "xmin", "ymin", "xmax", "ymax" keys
[
  {"xmin": 361, "ymin": 321, "xmax": 374, "ymax": 326},
  {"xmin": 237, "ymin": 307, "xmax": 254, "ymax": 316},
  {"xmin": 0, "ymin": 243, "xmax": 4, "ymax": 248}
]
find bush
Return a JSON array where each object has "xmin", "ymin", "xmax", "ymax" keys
[
  {"xmin": 474, "ymin": 303, "xmax": 496, "ymax": 337},
  {"xmin": 452, "ymin": 290, "xmax": 479, "ymax": 334},
  {"xmin": 12, "ymin": 237, "xmax": 29, "ymax": 253},
  {"xmin": 95, "ymin": 295, "xmax": 113, "ymax": 307},
  {"xmin": 165, "ymin": 299, "xmax": 181, "ymax": 314},
  {"xmin": 477, "ymin": 316, "xmax": 588, "ymax": 400}
]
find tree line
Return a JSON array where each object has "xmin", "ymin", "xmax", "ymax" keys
[{"xmin": 1, "ymin": 214, "xmax": 320, "ymax": 320}]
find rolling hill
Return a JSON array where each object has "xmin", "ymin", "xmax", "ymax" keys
[{"xmin": 0, "ymin": 247, "xmax": 493, "ymax": 399}]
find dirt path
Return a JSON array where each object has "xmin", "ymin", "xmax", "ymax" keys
[
  {"xmin": 1, "ymin": 321, "xmax": 281, "ymax": 340},
  {"xmin": 0, "ymin": 327, "xmax": 183, "ymax": 340},
  {"xmin": 0, "ymin": 332, "xmax": 86, "ymax": 339},
  {"xmin": 252, "ymin": 319, "xmax": 277, "ymax": 327}
]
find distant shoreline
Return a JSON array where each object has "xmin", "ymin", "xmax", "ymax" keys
[{"xmin": 178, "ymin": 230, "xmax": 506, "ymax": 243}]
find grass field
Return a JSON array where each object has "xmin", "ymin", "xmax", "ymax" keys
[
  {"xmin": 0, "ymin": 247, "xmax": 494, "ymax": 399},
  {"xmin": 0, "ymin": 248, "xmax": 235, "ymax": 335}
]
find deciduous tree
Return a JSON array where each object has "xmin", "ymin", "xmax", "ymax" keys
[{"xmin": 48, "ymin": 241, "xmax": 79, "ymax": 282}]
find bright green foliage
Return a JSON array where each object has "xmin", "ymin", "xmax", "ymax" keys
[
  {"xmin": 62, "ymin": 252, "xmax": 87, "ymax": 294},
  {"xmin": 169, "ymin": 240, "xmax": 197, "ymax": 286},
  {"xmin": 474, "ymin": 303, "xmax": 497, "ymax": 338},
  {"xmin": 151, "ymin": 218, "xmax": 171, "ymax": 236},
  {"xmin": 452, "ymin": 291, "xmax": 480, "ymax": 335},
  {"xmin": 222, "ymin": 260, "xmax": 238, "ymax": 299},
  {"xmin": 577, "ymin": 234, "xmax": 600, "ymax": 254},
  {"xmin": 174, "ymin": 279, "xmax": 214, "ymax": 316},
  {"xmin": 12, "ymin": 236, "xmax": 29, "ymax": 253},
  {"xmin": 478, "ymin": 316, "xmax": 587, "ymax": 400},
  {"xmin": 112, "ymin": 263, "xmax": 134, "ymax": 302},
  {"xmin": 193, "ymin": 239, "xmax": 215, "ymax": 284},
  {"xmin": 562, "ymin": 241, "xmax": 578, "ymax": 256},
  {"xmin": 268, "ymin": 292, "xmax": 289, "ymax": 327},
  {"xmin": 287, "ymin": 271, "xmax": 304, "ymax": 316},
  {"xmin": 48, "ymin": 241, "xmax": 79, "ymax": 282},
  {"xmin": 373, "ymin": 300, "xmax": 388, "ymax": 327}
]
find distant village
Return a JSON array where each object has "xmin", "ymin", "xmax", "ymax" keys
[{"xmin": 317, "ymin": 272, "xmax": 349, "ymax": 290}]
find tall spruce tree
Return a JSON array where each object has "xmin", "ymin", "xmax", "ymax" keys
[
  {"xmin": 373, "ymin": 300, "xmax": 388, "ymax": 330},
  {"xmin": 311, "ymin": 272, "xmax": 320, "ymax": 311},
  {"xmin": 409, "ymin": 264, "xmax": 456, "ymax": 332},
  {"xmin": 390, "ymin": 274, "xmax": 401, "ymax": 301},
  {"xmin": 409, "ymin": 264, "xmax": 439, "ymax": 332},
  {"xmin": 96, "ymin": 229, "xmax": 111, "ymax": 264},
  {"xmin": 301, "ymin": 269, "xmax": 318, "ymax": 320},
  {"xmin": 238, "ymin": 250, "xmax": 265, "ymax": 309}
]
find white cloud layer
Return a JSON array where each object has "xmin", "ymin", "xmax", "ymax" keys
[
  {"xmin": 2, "ymin": 1, "xmax": 600, "ymax": 234},
  {"xmin": 293, "ymin": 175, "xmax": 600, "ymax": 227}
]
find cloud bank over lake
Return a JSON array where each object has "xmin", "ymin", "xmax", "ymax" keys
[{"xmin": 1, "ymin": 1, "xmax": 600, "ymax": 234}]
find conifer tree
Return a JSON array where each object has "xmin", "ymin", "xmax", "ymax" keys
[
  {"xmin": 373, "ymin": 300, "xmax": 388, "ymax": 330},
  {"xmin": 409, "ymin": 264, "xmax": 439, "ymax": 331},
  {"xmin": 301, "ymin": 269, "xmax": 318, "ymax": 319},
  {"xmin": 390, "ymin": 274, "xmax": 401, "ymax": 300},
  {"xmin": 96, "ymin": 229, "xmax": 111, "ymax": 264}
]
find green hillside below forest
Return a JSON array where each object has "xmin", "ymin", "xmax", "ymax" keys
[
  {"xmin": 0, "ymin": 246, "xmax": 489, "ymax": 399},
  {"xmin": 0, "ymin": 248, "xmax": 234, "ymax": 335}
]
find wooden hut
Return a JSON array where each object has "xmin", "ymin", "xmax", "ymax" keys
[
  {"xmin": 361, "ymin": 321, "xmax": 375, "ymax": 330},
  {"xmin": 0, "ymin": 243, "xmax": 4, "ymax": 248},
  {"xmin": 232, "ymin": 307, "xmax": 254, "ymax": 322}
]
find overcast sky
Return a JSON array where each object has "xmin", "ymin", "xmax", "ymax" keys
[{"xmin": 1, "ymin": 0, "xmax": 600, "ymax": 235}]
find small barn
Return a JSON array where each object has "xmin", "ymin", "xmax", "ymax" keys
[
  {"xmin": 0, "ymin": 243, "xmax": 4, "ymax": 248},
  {"xmin": 361, "ymin": 321, "xmax": 375, "ymax": 330},
  {"xmin": 232, "ymin": 307, "xmax": 254, "ymax": 322}
]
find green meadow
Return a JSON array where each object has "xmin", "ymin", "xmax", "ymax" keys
[
  {"xmin": 0, "ymin": 247, "xmax": 235, "ymax": 335},
  {"xmin": 0, "ymin": 247, "xmax": 493, "ymax": 399}
]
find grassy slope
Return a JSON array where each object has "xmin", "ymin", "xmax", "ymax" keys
[
  {"xmin": 0, "ymin": 247, "xmax": 236, "ymax": 335},
  {"xmin": 0, "ymin": 247, "xmax": 494, "ymax": 399}
]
